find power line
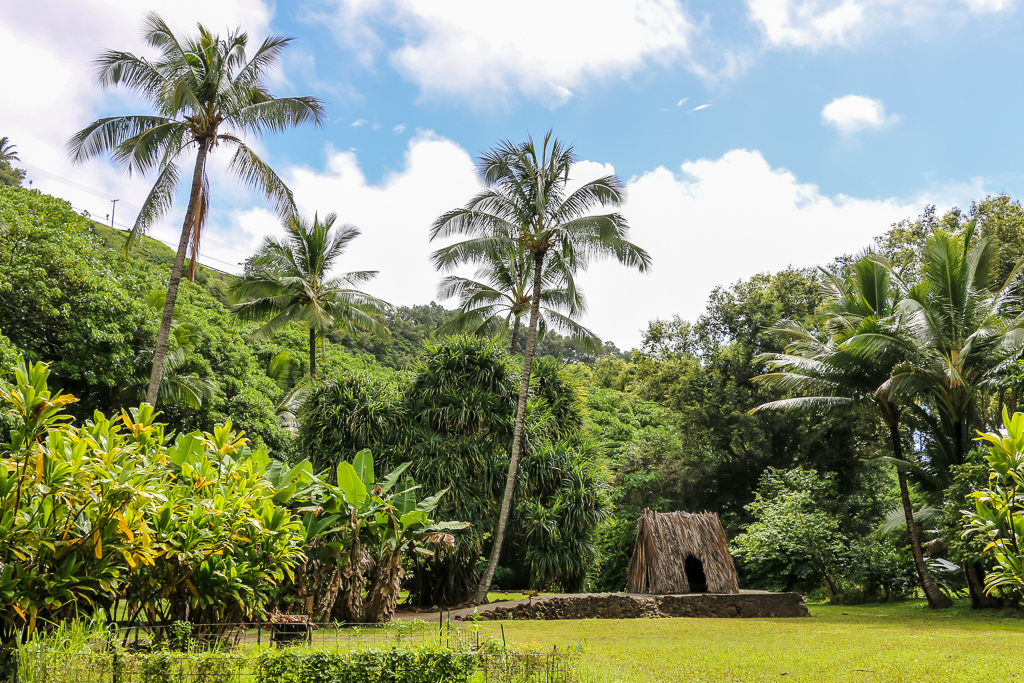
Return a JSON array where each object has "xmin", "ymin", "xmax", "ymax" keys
[
  {"xmin": 22, "ymin": 161, "xmax": 256, "ymax": 262},
  {"xmin": 20, "ymin": 162, "xmax": 122, "ymax": 203},
  {"xmin": 69, "ymin": 203, "xmax": 240, "ymax": 274}
]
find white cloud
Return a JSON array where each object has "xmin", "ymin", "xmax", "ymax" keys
[
  {"xmin": 690, "ymin": 104, "xmax": 712, "ymax": 112},
  {"xmin": 821, "ymin": 94, "xmax": 899, "ymax": 135},
  {"xmin": 0, "ymin": 0, "xmax": 275, "ymax": 257},
  {"xmin": 392, "ymin": 124, "xmax": 407, "ymax": 134},
  {"xmin": 962, "ymin": 0, "xmax": 1016, "ymax": 10},
  {"xmin": 576, "ymin": 149, "xmax": 976, "ymax": 347},
  {"xmin": 748, "ymin": 0, "xmax": 1016, "ymax": 49},
  {"xmin": 351, "ymin": 119, "xmax": 367, "ymax": 127},
  {"xmin": 223, "ymin": 135, "xmax": 980, "ymax": 349},
  {"xmin": 676, "ymin": 98, "xmax": 689, "ymax": 106},
  {"xmin": 232, "ymin": 132, "xmax": 480, "ymax": 306},
  {"xmin": 317, "ymin": 0, "xmax": 695, "ymax": 106}
]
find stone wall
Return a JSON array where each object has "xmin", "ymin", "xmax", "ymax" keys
[{"xmin": 466, "ymin": 592, "xmax": 808, "ymax": 620}]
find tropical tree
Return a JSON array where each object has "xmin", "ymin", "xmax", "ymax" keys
[
  {"xmin": 230, "ymin": 212, "xmax": 389, "ymax": 378},
  {"xmin": 68, "ymin": 12, "xmax": 326, "ymax": 406},
  {"xmin": 752, "ymin": 255, "xmax": 954, "ymax": 608},
  {"xmin": 436, "ymin": 246, "xmax": 600, "ymax": 354},
  {"xmin": 880, "ymin": 225, "xmax": 1024, "ymax": 466},
  {"xmin": 845, "ymin": 226, "xmax": 1024, "ymax": 604},
  {"xmin": 430, "ymin": 131, "xmax": 651, "ymax": 603}
]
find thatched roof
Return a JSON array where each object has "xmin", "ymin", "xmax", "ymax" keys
[{"xmin": 626, "ymin": 509, "xmax": 739, "ymax": 595}]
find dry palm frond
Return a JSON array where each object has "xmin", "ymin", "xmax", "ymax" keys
[{"xmin": 626, "ymin": 509, "xmax": 740, "ymax": 595}]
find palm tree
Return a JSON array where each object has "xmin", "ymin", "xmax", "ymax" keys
[
  {"xmin": 881, "ymin": 226, "xmax": 1024, "ymax": 464},
  {"xmin": 430, "ymin": 131, "xmax": 651, "ymax": 603},
  {"xmin": 844, "ymin": 226, "xmax": 1024, "ymax": 606},
  {"xmin": 0, "ymin": 137, "xmax": 19, "ymax": 164},
  {"xmin": 68, "ymin": 13, "xmax": 326, "ymax": 406},
  {"xmin": 229, "ymin": 212, "xmax": 389, "ymax": 379},
  {"xmin": 436, "ymin": 246, "xmax": 600, "ymax": 354},
  {"xmin": 121, "ymin": 345, "xmax": 216, "ymax": 409},
  {"xmin": 752, "ymin": 255, "xmax": 954, "ymax": 608}
]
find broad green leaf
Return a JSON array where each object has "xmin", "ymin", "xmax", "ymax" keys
[
  {"xmin": 353, "ymin": 449, "xmax": 375, "ymax": 491},
  {"xmin": 336, "ymin": 461, "xmax": 367, "ymax": 511},
  {"xmin": 416, "ymin": 487, "xmax": 448, "ymax": 514},
  {"xmin": 379, "ymin": 462, "xmax": 411, "ymax": 494},
  {"xmin": 394, "ymin": 476, "xmax": 419, "ymax": 515}
]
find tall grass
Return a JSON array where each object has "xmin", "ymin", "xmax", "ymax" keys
[{"xmin": 16, "ymin": 616, "xmax": 112, "ymax": 683}]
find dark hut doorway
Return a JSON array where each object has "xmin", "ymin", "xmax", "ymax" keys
[{"xmin": 684, "ymin": 555, "xmax": 708, "ymax": 593}]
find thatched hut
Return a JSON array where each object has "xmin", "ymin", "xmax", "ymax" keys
[{"xmin": 626, "ymin": 509, "xmax": 739, "ymax": 594}]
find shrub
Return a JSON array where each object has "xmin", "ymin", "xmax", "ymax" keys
[{"xmin": 256, "ymin": 647, "xmax": 478, "ymax": 683}]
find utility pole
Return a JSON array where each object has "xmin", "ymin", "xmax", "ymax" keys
[{"xmin": 110, "ymin": 198, "xmax": 119, "ymax": 228}]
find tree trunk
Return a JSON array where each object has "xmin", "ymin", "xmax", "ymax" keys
[
  {"xmin": 331, "ymin": 510, "xmax": 369, "ymax": 622},
  {"xmin": 964, "ymin": 562, "xmax": 1000, "ymax": 608},
  {"xmin": 146, "ymin": 140, "xmax": 209, "ymax": 405},
  {"xmin": 953, "ymin": 417, "xmax": 965, "ymax": 467},
  {"xmin": 365, "ymin": 547, "xmax": 405, "ymax": 623},
  {"xmin": 888, "ymin": 419, "xmax": 953, "ymax": 609},
  {"xmin": 473, "ymin": 253, "xmax": 545, "ymax": 604},
  {"xmin": 510, "ymin": 315, "xmax": 521, "ymax": 355},
  {"xmin": 309, "ymin": 327, "xmax": 317, "ymax": 379}
]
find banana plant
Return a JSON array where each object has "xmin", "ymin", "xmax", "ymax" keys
[{"xmin": 347, "ymin": 451, "xmax": 469, "ymax": 622}]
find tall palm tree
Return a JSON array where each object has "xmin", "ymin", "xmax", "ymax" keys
[
  {"xmin": 68, "ymin": 13, "xmax": 326, "ymax": 406},
  {"xmin": 752, "ymin": 255, "xmax": 954, "ymax": 608},
  {"xmin": 0, "ymin": 137, "xmax": 19, "ymax": 164},
  {"xmin": 430, "ymin": 132, "xmax": 651, "ymax": 603},
  {"xmin": 879, "ymin": 226, "xmax": 1024, "ymax": 464},
  {"xmin": 229, "ymin": 212, "xmax": 389, "ymax": 379},
  {"xmin": 436, "ymin": 246, "xmax": 600, "ymax": 354},
  {"xmin": 844, "ymin": 226, "xmax": 1024, "ymax": 606}
]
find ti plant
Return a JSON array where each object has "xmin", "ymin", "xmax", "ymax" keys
[
  {"xmin": 0, "ymin": 360, "xmax": 167, "ymax": 644},
  {"xmin": 964, "ymin": 409, "xmax": 1024, "ymax": 597}
]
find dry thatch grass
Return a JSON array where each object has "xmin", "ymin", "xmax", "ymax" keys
[{"xmin": 626, "ymin": 509, "xmax": 739, "ymax": 595}]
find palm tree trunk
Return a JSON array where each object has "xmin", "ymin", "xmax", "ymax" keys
[
  {"xmin": 146, "ymin": 140, "xmax": 209, "ymax": 405},
  {"xmin": 473, "ymin": 253, "xmax": 544, "ymax": 604},
  {"xmin": 887, "ymin": 418, "xmax": 953, "ymax": 609},
  {"xmin": 309, "ymin": 327, "xmax": 317, "ymax": 379},
  {"xmin": 510, "ymin": 315, "xmax": 521, "ymax": 355},
  {"xmin": 953, "ymin": 417, "xmax": 965, "ymax": 466}
]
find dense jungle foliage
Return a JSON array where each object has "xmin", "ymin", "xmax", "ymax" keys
[{"xmin": 5, "ymin": 183, "xmax": 1024, "ymax": 623}]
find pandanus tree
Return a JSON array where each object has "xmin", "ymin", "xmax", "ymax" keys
[
  {"xmin": 229, "ymin": 213, "xmax": 389, "ymax": 379},
  {"xmin": 436, "ymin": 246, "xmax": 600, "ymax": 354},
  {"xmin": 752, "ymin": 255, "xmax": 954, "ymax": 608},
  {"xmin": 430, "ymin": 132, "xmax": 651, "ymax": 603},
  {"xmin": 68, "ymin": 13, "xmax": 326, "ymax": 405}
]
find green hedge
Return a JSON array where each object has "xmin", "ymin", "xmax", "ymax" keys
[{"xmin": 256, "ymin": 648, "xmax": 479, "ymax": 683}]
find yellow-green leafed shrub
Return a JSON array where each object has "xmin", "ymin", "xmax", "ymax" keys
[
  {"xmin": 0, "ymin": 359, "xmax": 306, "ymax": 648},
  {"xmin": 964, "ymin": 409, "xmax": 1024, "ymax": 598}
]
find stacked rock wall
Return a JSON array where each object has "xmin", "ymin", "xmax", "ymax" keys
[{"xmin": 466, "ymin": 592, "xmax": 807, "ymax": 620}]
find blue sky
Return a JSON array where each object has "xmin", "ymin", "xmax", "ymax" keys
[{"xmin": 4, "ymin": 0, "xmax": 1023, "ymax": 348}]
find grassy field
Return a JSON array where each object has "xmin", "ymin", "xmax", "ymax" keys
[{"xmin": 471, "ymin": 600, "xmax": 1024, "ymax": 682}]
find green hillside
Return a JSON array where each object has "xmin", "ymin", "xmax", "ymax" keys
[{"xmin": 88, "ymin": 221, "xmax": 238, "ymax": 305}]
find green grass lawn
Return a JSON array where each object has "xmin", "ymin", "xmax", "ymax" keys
[{"xmin": 471, "ymin": 600, "xmax": 1024, "ymax": 682}]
